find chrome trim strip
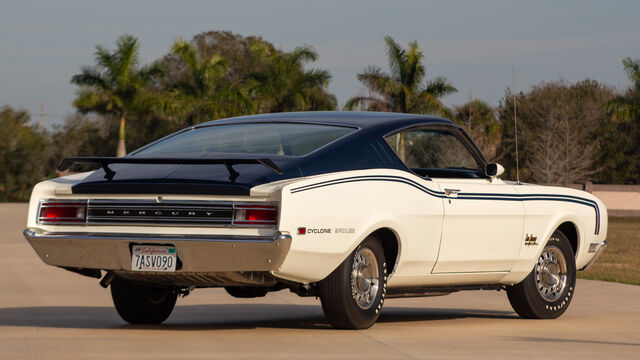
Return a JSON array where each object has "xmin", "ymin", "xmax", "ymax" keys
[
  {"xmin": 89, "ymin": 199, "xmax": 235, "ymax": 205},
  {"xmin": 87, "ymin": 215, "xmax": 232, "ymax": 220},
  {"xmin": 39, "ymin": 199, "xmax": 89, "ymax": 204},
  {"xmin": 88, "ymin": 205, "xmax": 233, "ymax": 210},
  {"xmin": 580, "ymin": 240, "xmax": 608, "ymax": 271},
  {"xmin": 87, "ymin": 217, "xmax": 231, "ymax": 222},
  {"xmin": 38, "ymin": 219, "xmax": 86, "ymax": 225},
  {"xmin": 24, "ymin": 229, "xmax": 285, "ymax": 243},
  {"xmin": 74, "ymin": 222, "xmax": 276, "ymax": 228},
  {"xmin": 232, "ymin": 201, "xmax": 278, "ymax": 206},
  {"xmin": 39, "ymin": 204, "xmax": 87, "ymax": 207}
]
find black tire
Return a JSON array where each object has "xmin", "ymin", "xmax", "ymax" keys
[
  {"xmin": 319, "ymin": 235, "xmax": 387, "ymax": 329},
  {"xmin": 110, "ymin": 276, "xmax": 177, "ymax": 324},
  {"xmin": 507, "ymin": 230, "xmax": 576, "ymax": 319},
  {"xmin": 224, "ymin": 286, "xmax": 269, "ymax": 298}
]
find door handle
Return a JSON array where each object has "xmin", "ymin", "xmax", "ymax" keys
[{"xmin": 444, "ymin": 188, "xmax": 460, "ymax": 196}]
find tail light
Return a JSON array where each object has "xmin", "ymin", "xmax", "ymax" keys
[
  {"xmin": 38, "ymin": 200, "xmax": 87, "ymax": 224},
  {"xmin": 233, "ymin": 204, "xmax": 278, "ymax": 226}
]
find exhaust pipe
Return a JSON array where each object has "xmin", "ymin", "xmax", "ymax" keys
[{"xmin": 99, "ymin": 271, "xmax": 115, "ymax": 288}]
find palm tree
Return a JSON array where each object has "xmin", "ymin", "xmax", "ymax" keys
[
  {"xmin": 607, "ymin": 57, "xmax": 640, "ymax": 122},
  {"xmin": 71, "ymin": 34, "xmax": 159, "ymax": 156},
  {"xmin": 165, "ymin": 39, "xmax": 255, "ymax": 124},
  {"xmin": 251, "ymin": 43, "xmax": 336, "ymax": 112},
  {"xmin": 454, "ymin": 99, "xmax": 501, "ymax": 160},
  {"xmin": 345, "ymin": 36, "xmax": 456, "ymax": 116}
]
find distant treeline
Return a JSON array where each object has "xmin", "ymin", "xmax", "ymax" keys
[{"xmin": 1, "ymin": 31, "xmax": 639, "ymax": 201}]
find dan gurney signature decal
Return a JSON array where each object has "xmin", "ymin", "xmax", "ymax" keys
[{"xmin": 524, "ymin": 234, "xmax": 538, "ymax": 246}]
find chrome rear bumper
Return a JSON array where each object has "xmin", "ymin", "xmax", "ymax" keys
[{"xmin": 23, "ymin": 229, "xmax": 291, "ymax": 273}]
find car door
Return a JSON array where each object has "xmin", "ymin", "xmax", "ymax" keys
[{"xmin": 385, "ymin": 127, "xmax": 524, "ymax": 273}]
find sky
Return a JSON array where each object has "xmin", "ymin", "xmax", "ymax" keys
[{"xmin": 1, "ymin": 0, "xmax": 639, "ymax": 128}]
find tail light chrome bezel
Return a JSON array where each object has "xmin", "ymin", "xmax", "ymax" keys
[
  {"xmin": 232, "ymin": 203, "xmax": 279, "ymax": 227},
  {"xmin": 37, "ymin": 199, "xmax": 88, "ymax": 225}
]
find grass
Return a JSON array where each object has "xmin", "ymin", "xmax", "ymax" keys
[{"xmin": 578, "ymin": 217, "xmax": 640, "ymax": 285}]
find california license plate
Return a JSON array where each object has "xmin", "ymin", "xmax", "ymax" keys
[{"xmin": 131, "ymin": 245, "xmax": 177, "ymax": 272}]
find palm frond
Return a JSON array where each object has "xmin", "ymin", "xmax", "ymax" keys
[
  {"xmin": 411, "ymin": 90, "xmax": 443, "ymax": 113},
  {"xmin": 70, "ymin": 66, "xmax": 108, "ymax": 89},
  {"xmin": 72, "ymin": 88, "xmax": 113, "ymax": 115},
  {"xmin": 139, "ymin": 62, "xmax": 166, "ymax": 84},
  {"xmin": 115, "ymin": 35, "xmax": 140, "ymax": 82},
  {"xmin": 303, "ymin": 87, "xmax": 337, "ymax": 110},
  {"xmin": 424, "ymin": 76, "xmax": 457, "ymax": 97},
  {"xmin": 622, "ymin": 57, "xmax": 640, "ymax": 85},
  {"xmin": 384, "ymin": 36, "xmax": 405, "ymax": 81},
  {"xmin": 203, "ymin": 54, "xmax": 227, "ymax": 81},
  {"xmin": 289, "ymin": 45, "xmax": 318, "ymax": 65},
  {"xmin": 405, "ymin": 41, "xmax": 425, "ymax": 90},
  {"xmin": 356, "ymin": 66, "xmax": 398, "ymax": 97},
  {"xmin": 302, "ymin": 69, "xmax": 332, "ymax": 88},
  {"xmin": 344, "ymin": 96, "xmax": 385, "ymax": 111},
  {"xmin": 605, "ymin": 95, "xmax": 640, "ymax": 122},
  {"xmin": 93, "ymin": 46, "xmax": 116, "ymax": 81},
  {"xmin": 171, "ymin": 39, "xmax": 199, "ymax": 74}
]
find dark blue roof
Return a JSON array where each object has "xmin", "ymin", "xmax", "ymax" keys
[
  {"xmin": 198, "ymin": 111, "xmax": 455, "ymax": 131},
  {"xmin": 72, "ymin": 111, "xmax": 474, "ymax": 196}
]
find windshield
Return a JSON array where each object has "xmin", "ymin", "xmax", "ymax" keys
[{"xmin": 135, "ymin": 123, "xmax": 356, "ymax": 157}]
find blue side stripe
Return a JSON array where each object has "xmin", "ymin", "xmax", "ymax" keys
[
  {"xmin": 462, "ymin": 191, "xmax": 601, "ymax": 234},
  {"xmin": 290, "ymin": 175, "xmax": 600, "ymax": 235},
  {"xmin": 292, "ymin": 177, "xmax": 447, "ymax": 198},
  {"xmin": 291, "ymin": 174, "xmax": 446, "ymax": 195}
]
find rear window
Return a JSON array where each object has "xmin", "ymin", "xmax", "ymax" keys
[{"xmin": 135, "ymin": 123, "xmax": 356, "ymax": 156}]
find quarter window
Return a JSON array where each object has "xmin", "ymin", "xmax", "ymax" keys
[{"xmin": 385, "ymin": 129, "xmax": 481, "ymax": 178}]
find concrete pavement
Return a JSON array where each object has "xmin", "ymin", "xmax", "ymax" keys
[{"xmin": 1, "ymin": 203, "xmax": 639, "ymax": 359}]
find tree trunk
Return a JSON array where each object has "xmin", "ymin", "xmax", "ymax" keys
[
  {"xmin": 397, "ymin": 133, "xmax": 406, "ymax": 163},
  {"xmin": 117, "ymin": 115, "xmax": 126, "ymax": 157}
]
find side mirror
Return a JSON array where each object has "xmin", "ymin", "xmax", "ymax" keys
[{"xmin": 486, "ymin": 163, "xmax": 505, "ymax": 178}]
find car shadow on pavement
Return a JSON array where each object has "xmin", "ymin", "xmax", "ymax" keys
[
  {"xmin": 0, "ymin": 304, "xmax": 517, "ymax": 330},
  {"xmin": 503, "ymin": 336, "xmax": 640, "ymax": 347},
  {"xmin": 379, "ymin": 307, "xmax": 517, "ymax": 323}
]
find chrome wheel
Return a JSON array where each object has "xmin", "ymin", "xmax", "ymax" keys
[
  {"xmin": 507, "ymin": 230, "xmax": 576, "ymax": 319},
  {"xmin": 319, "ymin": 236, "xmax": 387, "ymax": 329},
  {"xmin": 351, "ymin": 247, "xmax": 380, "ymax": 309},
  {"xmin": 535, "ymin": 246, "xmax": 568, "ymax": 302}
]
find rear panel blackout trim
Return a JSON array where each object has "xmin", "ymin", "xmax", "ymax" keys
[{"xmin": 37, "ymin": 199, "xmax": 278, "ymax": 228}]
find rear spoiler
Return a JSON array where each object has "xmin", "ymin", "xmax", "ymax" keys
[{"xmin": 58, "ymin": 157, "xmax": 283, "ymax": 181}]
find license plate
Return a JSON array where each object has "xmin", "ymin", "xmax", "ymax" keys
[{"xmin": 131, "ymin": 245, "xmax": 177, "ymax": 272}]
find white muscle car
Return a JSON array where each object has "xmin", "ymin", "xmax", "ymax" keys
[{"xmin": 23, "ymin": 112, "xmax": 608, "ymax": 329}]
